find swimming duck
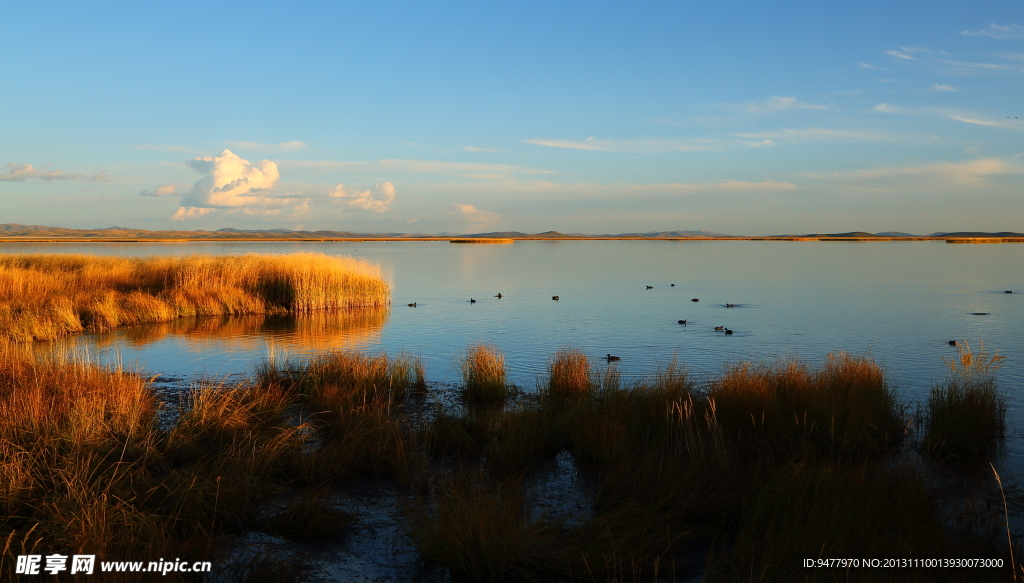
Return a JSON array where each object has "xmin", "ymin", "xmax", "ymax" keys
[
  {"xmin": 496, "ymin": 293, "xmax": 503, "ymax": 298},
  {"xmin": 1006, "ymin": 290, "xmax": 1013, "ymax": 294},
  {"xmin": 725, "ymin": 303, "xmax": 736, "ymax": 308},
  {"xmin": 725, "ymin": 329, "xmax": 733, "ymax": 335},
  {"xmin": 606, "ymin": 354, "xmax": 621, "ymax": 361},
  {"xmin": 671, "ymin": 284, "xmax": 675, "ymax": 286},
  {"xmin": 714, "ymin": 326, "xmax": 724, "ymax": 331},
  {"xmin": 646, "ymin": 285, "xmax": 653, "ymax": 289},
  {"xmin": 470, "ymin": 298, "xmax": 476, "ymax": 303},
  {"xmin": 691, "ymin": 298, "xmax": 699, "ymax": 302},
  {"xmin": 949, "ymin": 340, "xmax": 957, "ymax": 346},
  {"xmin": 552, "ymin": 296, "xmax": 559, "ymax": 301},
  {"xmin": 678, "ymin": 319, "xmax": 687, "ymax": 325},
  {"xmin": 407, "ymin": 302, "xmax": 417, "ymax": 307}
]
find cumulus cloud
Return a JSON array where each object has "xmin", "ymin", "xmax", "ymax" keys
[
  {"xmin": 0, "ymin": 163, "xmax": 84, "ymax": 181},
  {"xmin": 328, "ymin": 182, "xmax": 396, "ymax": 212},
  {"xmin": 171, "ymin": 207, "xmax": 216, "ymax": 221},
  {"xmin": 746, "ymin": 96, "xmax": 828, "ymax": 113},
  {"xmin": 961, "ymin": 24, "xmax": 1024, "ymax": 39}
]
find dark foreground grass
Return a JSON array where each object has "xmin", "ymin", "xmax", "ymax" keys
[{"xmin": 1, "ymin": 341, "xmax": 1015, "ymax": 582}]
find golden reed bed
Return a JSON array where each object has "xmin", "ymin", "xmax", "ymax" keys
[{"xmin": 0, "ymin": 253, "xmax": 390, "ymax": 342}]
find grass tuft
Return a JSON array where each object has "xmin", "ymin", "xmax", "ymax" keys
[{"xmin": 461, "ymin": 344, "xmax": 510, "ymax": 404}]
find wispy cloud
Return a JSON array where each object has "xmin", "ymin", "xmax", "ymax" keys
[
  {"xmin": 744, "ymin": 140, "xmax": 775, "ymax": 148},
  {"xmin": 858, "ymin": 62, "xmax": 881, "ymax": 70},
  {"xmin": 960, "ymin": 24, "xmax": 1024, "ymax": 40},
  {"xmin": 453, "ymin": 203, "xmax": 500, "ymax": 224},
  {"xmin": 284, "ymin": 158, "xmax": 551, "ymax": 181},
  {"xmin": 225, "ymin": 140, "xmax": 307, "ymax": 152},
  {"xmin": 935, "ymin": 109, "xmax": 1024, "ymax": 129},
  {"xmin": 0, "ymin": 163, "xmax": 86, "ymax": 181},
  {"xmin": 805, "ymin": 158, "xmax": 1021, "ymax": 190},
  {"xmin": 886, "ymin": 50, "xmax": 917, "ymax": 61},
  {"xmin": 463, "ymin": 146, "xmax": 501, "ymax": 152},
  {"xmin": 735, "ymin": 127, "xmax": 895, "ymax": 142},
  {"xmin": 524, "ymin": 137, "xmax": 718, "ymax": 153},
  {"xmin": 929, "ymin": 83, "xmax": 956, "ymax": 91},
  {"xmin": 746, "ymin": 96, "xmax": 828, "ymax": 113}
]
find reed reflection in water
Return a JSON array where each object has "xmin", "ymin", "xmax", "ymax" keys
[{"xmin": 35, "ymin": 306, "xmax": 391, "ymax": 374}]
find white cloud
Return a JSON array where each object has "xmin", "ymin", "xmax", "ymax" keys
[
  {"xmin": 886, "ymin": 50, "xmax": 916, "ymax": 61},
  {"xmin": 744, "ymin": 140, "xmax": 775, "ymax": 148},
  {"xmin": 936, "ymin": 109, "xmax": 1024, "ymax": 129},
  {"xmin": 283, "ymin": 158, "xmax": 552, "ymax": 180},
  {"xmin": 735, "ymin": 127, "xmax": 895, "ymax": 141},
  {"xmin": 171, "ymin": 207, "xmax": 215, "ymax": 220},
  {"xmin": 929, "ymin": 83, "xmax": 956, "ymax": 91},
  {"xmin": 180, "ymin": 149, "xmax": 285, "ymax": 208},
  {"xmin": 805, "ymin": 158, "xmax": 1020, "ymax": 190},
  {"xmin": 90, "ymin": 171, "xmax": 112, "ymax": 182},
  {"xmin": 873, "ymin": 103, "xmax": 899, "ymax": 113},
  {"xmin": 960, "ymin": 24, "xmax": 1024, "ymax": 39},
  {"xmin": 0, "ymin": 163, "xmax": 84, "ymax": 181},
  {"xmin": 225, "ymin": 140, "xmax": 307, "ymax": 152},
  {"xmin": 463, "ymin": 146, "xmax": 501, "ymax": 152},
  {"xmin": 140, "ymin": 183, "xmax": 187, "ymax": 197},
  {"xmin": 328, "ymin": 182, "xmax": 396, "ymax": 212},
  {"xmin": 858, "ymin": 62, "xmax": 881, "ymax": 70},
  {"xmin": 453, "ymin": 203, "xmax": 500, "ymax": 223},
  {"xmin": 524, "ymin": 137, "xmax": 718, "ymax": 153},
  {"xmin": 746, "ymin": 96, "xmax": 828, "ymax": 113}
]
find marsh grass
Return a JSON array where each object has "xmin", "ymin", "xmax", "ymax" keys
[
  {"xmin": 924, "ymin": 341, "xmax": 1008, "ymax": 462},
  {"xmin": 0, "ymin": 253, "xmax": 390, "ymax": 342},
  {"xmin": 547, "ymin": 348, "xmax": 592, "ymax": 401},
  {"xmin": 708, "ymin": 354, "xmax": 904, "ymax": 459},
  {"xmin": 461, "ymin": 344, "xmax": 510, "ymax": 404},
  {"xmin": 260, "ymin": 486, "xmax": 354, "ymax": 542}
]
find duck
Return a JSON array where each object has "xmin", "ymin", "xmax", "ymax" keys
[
  {"xmin": 407, "ymin": 302, "xmax": 417, "ymax": 307},
  {"xmin": 606, "ymin": 354, "xmax": 621, "ymax": 361},
  {"xmin": 495, "ymin": 293, "xmax": 503, "ymax": 298},
  {"xmin": 714, "ymin": 326, "xmax": 724, "ymax": 331},
  {"xmin": 725, "ymin": 328, "xmax": 733, "ymax": 335},
  {"xmin": 552, "ymin": 296, "xmax": 560, "ymax": 301},
  {"xmin": 646, "ymin": 285, "xmax": 653, "ymax": 289},
  {"xmin": 671, "ymin": 284, "xmax": 675, "ymax": 286},
  {"xmin": 691, "ymin": 298, "xmax": 699, "ymax": 302},
  {"xmin": 1006, "ymin": 290, "xmax": 1013, "ymax": 294},
  {"xmin": 678, "ymin": 319, "xmax": 687, "ymax": 325},
  {"xmin": 470, "ymin": 298, "xmax": 476, "ymax": 303},
  {"xmin": 725, "ymin": 303, "xmax": 736, "ymax": 308},
  {"xmin": 949, "ymin": 340, "xmax": 957, "ymax": 346}
]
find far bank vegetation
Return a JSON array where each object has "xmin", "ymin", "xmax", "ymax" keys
[{"xmin": 0, "ymin": 253, "xmax": 390, "ymax": 342}]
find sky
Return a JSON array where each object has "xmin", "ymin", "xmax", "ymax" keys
[{"xmin": 1, "ymin": 1, "xmax": 1022, "ymax": 235}]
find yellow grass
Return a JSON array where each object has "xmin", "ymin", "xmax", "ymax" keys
[
  {"xmin": 461, "ymin": 344, "xmax": 509, "ymax": 403},
  {"xmin": 0, "ymin": 253, "xmax": 390, "ymax": 342}
]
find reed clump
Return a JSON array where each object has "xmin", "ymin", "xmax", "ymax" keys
[
  {"xmin": 707, "ymin": 354, "xmax": 904, "ymax": 458},
  {"xmin": 547, "ymin": 348, "xmax": 592, "ymax": 401},
  {"xmin": 923, "ymin": 341, "xmax": 1007, "ymax": 462},
  {"xmin": 0, "ymin": 253, "xmax": 390, "ymax": 342},
  {"xmin": 461, "ymin": 344, "xmax": 510, "ymax": 404}
]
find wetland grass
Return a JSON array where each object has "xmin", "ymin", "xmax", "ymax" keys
[
  {"xmin": 923, "ymin": 341, "xmax": 1008, "ymax": 462},
  {"xmin": 0, "ymin": 252, "xmax": 390, "ymax": 342},
  {"xmin": 460, "ymin": 344, "xmax": 510, "ymax": 404},
  {"xmin": 1, "ymin": 338, "xmax": 1015, "ymax": 582}
]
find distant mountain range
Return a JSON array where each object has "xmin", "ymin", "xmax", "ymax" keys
[{"xmin": 0, "ymin": 223, "xmax": 1021, "ymax": 240}]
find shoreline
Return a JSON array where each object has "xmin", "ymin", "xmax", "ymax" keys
[{"xmin": 2, "ymin": 236, "xmax": 1023, "ymax": 243}]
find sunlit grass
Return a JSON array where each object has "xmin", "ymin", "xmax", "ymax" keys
[
  {"xmin": 0, "ymin": 253, "xmax": 390, "ymax": 342},
  {"xmin": 460, "ymin": 344, "xmax": 509, "ymax": 404}
]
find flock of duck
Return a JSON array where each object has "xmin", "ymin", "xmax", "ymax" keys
[{"xmin": 406, "ymin": 283, "xmax": 743, "ymax": 361}]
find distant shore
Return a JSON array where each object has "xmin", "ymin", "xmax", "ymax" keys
[{"xmin": 2, "ymin": 236, "xmax": 1023, "ymax": 243}]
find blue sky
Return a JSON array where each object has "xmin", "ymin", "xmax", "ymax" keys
[{"xmin": 1, "ymin": 1, "xmax": 1022, "ymax": 235}]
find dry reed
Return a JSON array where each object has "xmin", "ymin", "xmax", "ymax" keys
[
  {"xmin": 460, "ymin": 344, "xmax": 510, "ymax": 404},
  {"xmin": 0, "ymin": 253, "xmax": 390, "ymax": 342}
]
